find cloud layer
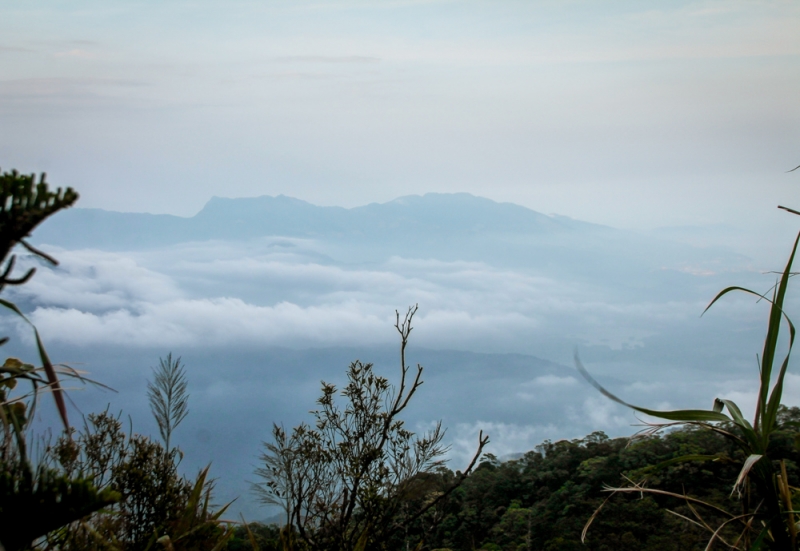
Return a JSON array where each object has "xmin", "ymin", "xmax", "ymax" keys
[
  {"xmin": 4, "ymin": 227, "xmax": 797, "ymax": 519},
  {"xmin": 5, "ymin": 239, "xmax": 766, "ymax": 359}
]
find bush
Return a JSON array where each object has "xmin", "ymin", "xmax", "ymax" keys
[{"xmin": 43, "ymin": 355, "xmax": 232, "ymax": 550}]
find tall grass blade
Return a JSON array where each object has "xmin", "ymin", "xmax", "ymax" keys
[
  {"xmin": 240, "ymin": 515, "xmax": 261, "ymax": 551},
  {"xmin": 757, "ymin": 231, "xmax": 800, "ymax": 435},
  {"xmin": 703, "ymin": 512, "xmax": 754, "ymax": 551},
  {"xmin": 749, "ymin": 523, "xmax": 771, "ymax": 551},
  {"xmin": 716, "ymin": 399, "xmax": 752, "ymax": 432},
  {"xmin": 0, "ymin": 296, "xmax": 68, "ymax": 429},
  {"xmin": 717, "ymin": 398, "xmax": 761, "ymax": 450},
  {"xmin": 574, "ymin": 352, "xmax": 731, "ymax": 423},
  {"xmin": 353, "ymin": 527, "xmax": 370, "ymax": 551}
]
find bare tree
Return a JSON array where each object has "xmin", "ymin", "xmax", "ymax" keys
[{"xmin": 255, "ymin": 306, "xmax": 489, "ymax": 551}]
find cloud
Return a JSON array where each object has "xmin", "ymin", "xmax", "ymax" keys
[
  {"xmin": 447, "ymin": 421, "xmax": 564, "ymax": 466},
  {"xmin": 2, "ymin": 235, "xmax": 782, "ymax": 520},
  {"xmin": 0, "ymin": 77, "xmax": 150, "ymax": 115},
  {"xmin": 23, "ymin": 299, "xmax": 391, "ymax": 348},
  {"xmin": 712, "ymin": 374, "xmax": 800, "ymax": 417},
  {"xmin": 0, "ymin": 46, "xmax": 34, "ymax": 53},
  {"xmin": 1, "ymin": 241, "xmax": 765, "ymax": 359},
  {"xmin": 255, "ymin": 72, "xmax": 346, "ymax": 81},
  {"xmin": 782, "ymin": 374, "xmax": 800, "ymax": 408},
  {"xmin": 54, "ymin": 49, "xmax": 94, "ymax": 58},
  {"xmin": 11, "ymin": 249, "xmax": 182, "ymax": 311},
  {"xmin": 0, "ymin": 77, "xmax": 146, "ymax": 92},
  {"xmin": 270, "ymin": 55, "xmax": 381, "ymax": 64},
  {"xmin": 571, "ymin": 396, "xmax": 632, "ymax": 431}
]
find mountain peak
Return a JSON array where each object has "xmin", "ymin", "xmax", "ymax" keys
[{"xmin": 32, "ymin": 191, "xmax": 605, "ymax": 250}]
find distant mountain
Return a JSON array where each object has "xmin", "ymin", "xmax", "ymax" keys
[
  {"xmin": 31, "ymin": 192, "xmax": 750, "ymax": 284},
  {"xmin": 33, "ymin": 193, "xmax": 604, "ymax": 250}
]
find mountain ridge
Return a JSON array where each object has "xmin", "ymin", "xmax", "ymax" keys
[
  {"xmin": 28, "ymin": 191, "xmax": 750, "ymax": 285},
  {"xmin": 31, "ymin": 192, "xmax": 612, "ymax": 250}
]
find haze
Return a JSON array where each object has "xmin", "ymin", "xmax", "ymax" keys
[
  {"xmin": 2, "ymin": 0, "xmax": 800, "ymax": 519},
  {"xmin": 1, "ymin": 1, "xmax": 799, "ymax": 230}
]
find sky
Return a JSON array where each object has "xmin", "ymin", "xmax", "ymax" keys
[{"xmin": 1, "ymin": 0, "xmax": 799, "ymax": 229}]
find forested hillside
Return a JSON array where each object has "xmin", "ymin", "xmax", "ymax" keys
[{"xmin": 230, "ymin": 408, "xmax": 800, "ymax": 551}]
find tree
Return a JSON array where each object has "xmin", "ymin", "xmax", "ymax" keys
[
  {"xmin": 0, "ymin": 168, "xmax": 79, "ymax": 430},
  {"xmin": 255, "ymin": 306, "xmax": 489, "ymax": 551},
  {"xmin": 0, "ymin": 169, "xmax": 120, "ymax": 551}
]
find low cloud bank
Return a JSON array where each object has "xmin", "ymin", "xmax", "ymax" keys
[
  {"xmin": 2, "ymin": 234, "xmax": 793, "ymax": 519},
  {"xmin": 4, "ymin": 240, "xmax": 764, "ymax": 358}
]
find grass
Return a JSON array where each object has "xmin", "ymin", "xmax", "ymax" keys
[{"xmin": 578, "ymin": 222, "xmax": 800, "ymax": 550}]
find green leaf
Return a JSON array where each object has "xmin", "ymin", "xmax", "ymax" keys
[
  {"xmin": 757, "ymin": 231, "xmax": 800, "ymax": 435},
  {"xmin": 700, "ymin": 231, "xmax": 800, "ymax": 444},
  {"xmin": 574, "ymin": 352, "xmax": 731, "ymax": 423},
  {"xmin": 0, "ymin": 297, "xmax": 68, "ymax": 429},
  {"xmin": 749, "ymin": 522, "xmax": 771, "ymax": 551},
  {"xmin": 764, "ymin": 349, "xmax": 795, "ymax": 439},
  {"xmin": 716, "ymin": 398, "xmax": 760, "ymax": 450},
  {"xmin": 717, "ymin": 399, "xmax": 749, "ymax": 429}
]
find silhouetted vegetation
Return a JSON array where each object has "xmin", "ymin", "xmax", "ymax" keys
[
  {"xmin": 43, "ymin": 403, "xmax": 232, "ymax": 550},
  {"xmin": 227, "ymin": 523, "xmax": 283, "ymax": 551},
  {"xmin": 0, "ymin": 170, "xmax": 118, "ymax": 551},
  {"xmin": 254, "ymin": 306, "xmax": 488, "ymax": 551},
  {"xmin": 385, "ymin": 410, "xmax": 800, "ymax": 550},
  {"xmin": 0, "ymin": 170, "xmax": 230, "ymax": 549},
  {"xmin": 573, "ymin": 214, "xmax": 800, "ymax": 550}
]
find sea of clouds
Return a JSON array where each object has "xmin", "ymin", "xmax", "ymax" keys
[{"xmin": 3, "ymin": 230, "xmax": 799, "ymax": 518}]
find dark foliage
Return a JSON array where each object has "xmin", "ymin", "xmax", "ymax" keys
[
  {"xmin": 227, "ymin": 523, "xmax": 284, "ymax": 551},
  {"xmin": 0, "ymin": 169, "xmax": 79, "ymax": 427},
  {"xmin": 254, "ymin": 307, "xmax": 488, "ymax": 551},
  {"xmin": 389, "ymin": 409, "xmax": 800, "ymax": 551},
  {"xmin": 44, "ymin": 404, "xmax": 231, "ymax": 550},
  {"xmin": 0, "ymin": 169, "xmax": 118, "ymax": 551}
]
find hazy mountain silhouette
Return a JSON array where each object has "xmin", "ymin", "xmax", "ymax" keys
[
  {"xmin": 35, "ymin": 193, "xmax": 602, "ymax": 248},
  {"xmin": 33, "ymin": 192, "xmax": 747, "ymax": 284}
]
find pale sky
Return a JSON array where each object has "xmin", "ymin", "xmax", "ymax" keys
[{"xmin": 2, "ymin": 0, "xmax": 799, "ymax": 229}]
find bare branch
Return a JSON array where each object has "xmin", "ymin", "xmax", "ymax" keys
[{"xmin": 256, "ymin": 305, "xmax": 470, "ymax": 551}]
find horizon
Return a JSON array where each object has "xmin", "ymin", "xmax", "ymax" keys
[
  {"xmin": 61, "ymin": 191, "xmax": 606, "ymax": 227},
  {"xmin": 42, "ymin": 189, "xmax": 799, "ymax": 232},
  {"xmin": 40, "ymin": 190, "xmax": 800, "ymax": 265}
]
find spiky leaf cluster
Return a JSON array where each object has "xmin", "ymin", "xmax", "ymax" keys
[{"xmin": 0, "ymin": 169, "xmax": 77, "ymax": 260}]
